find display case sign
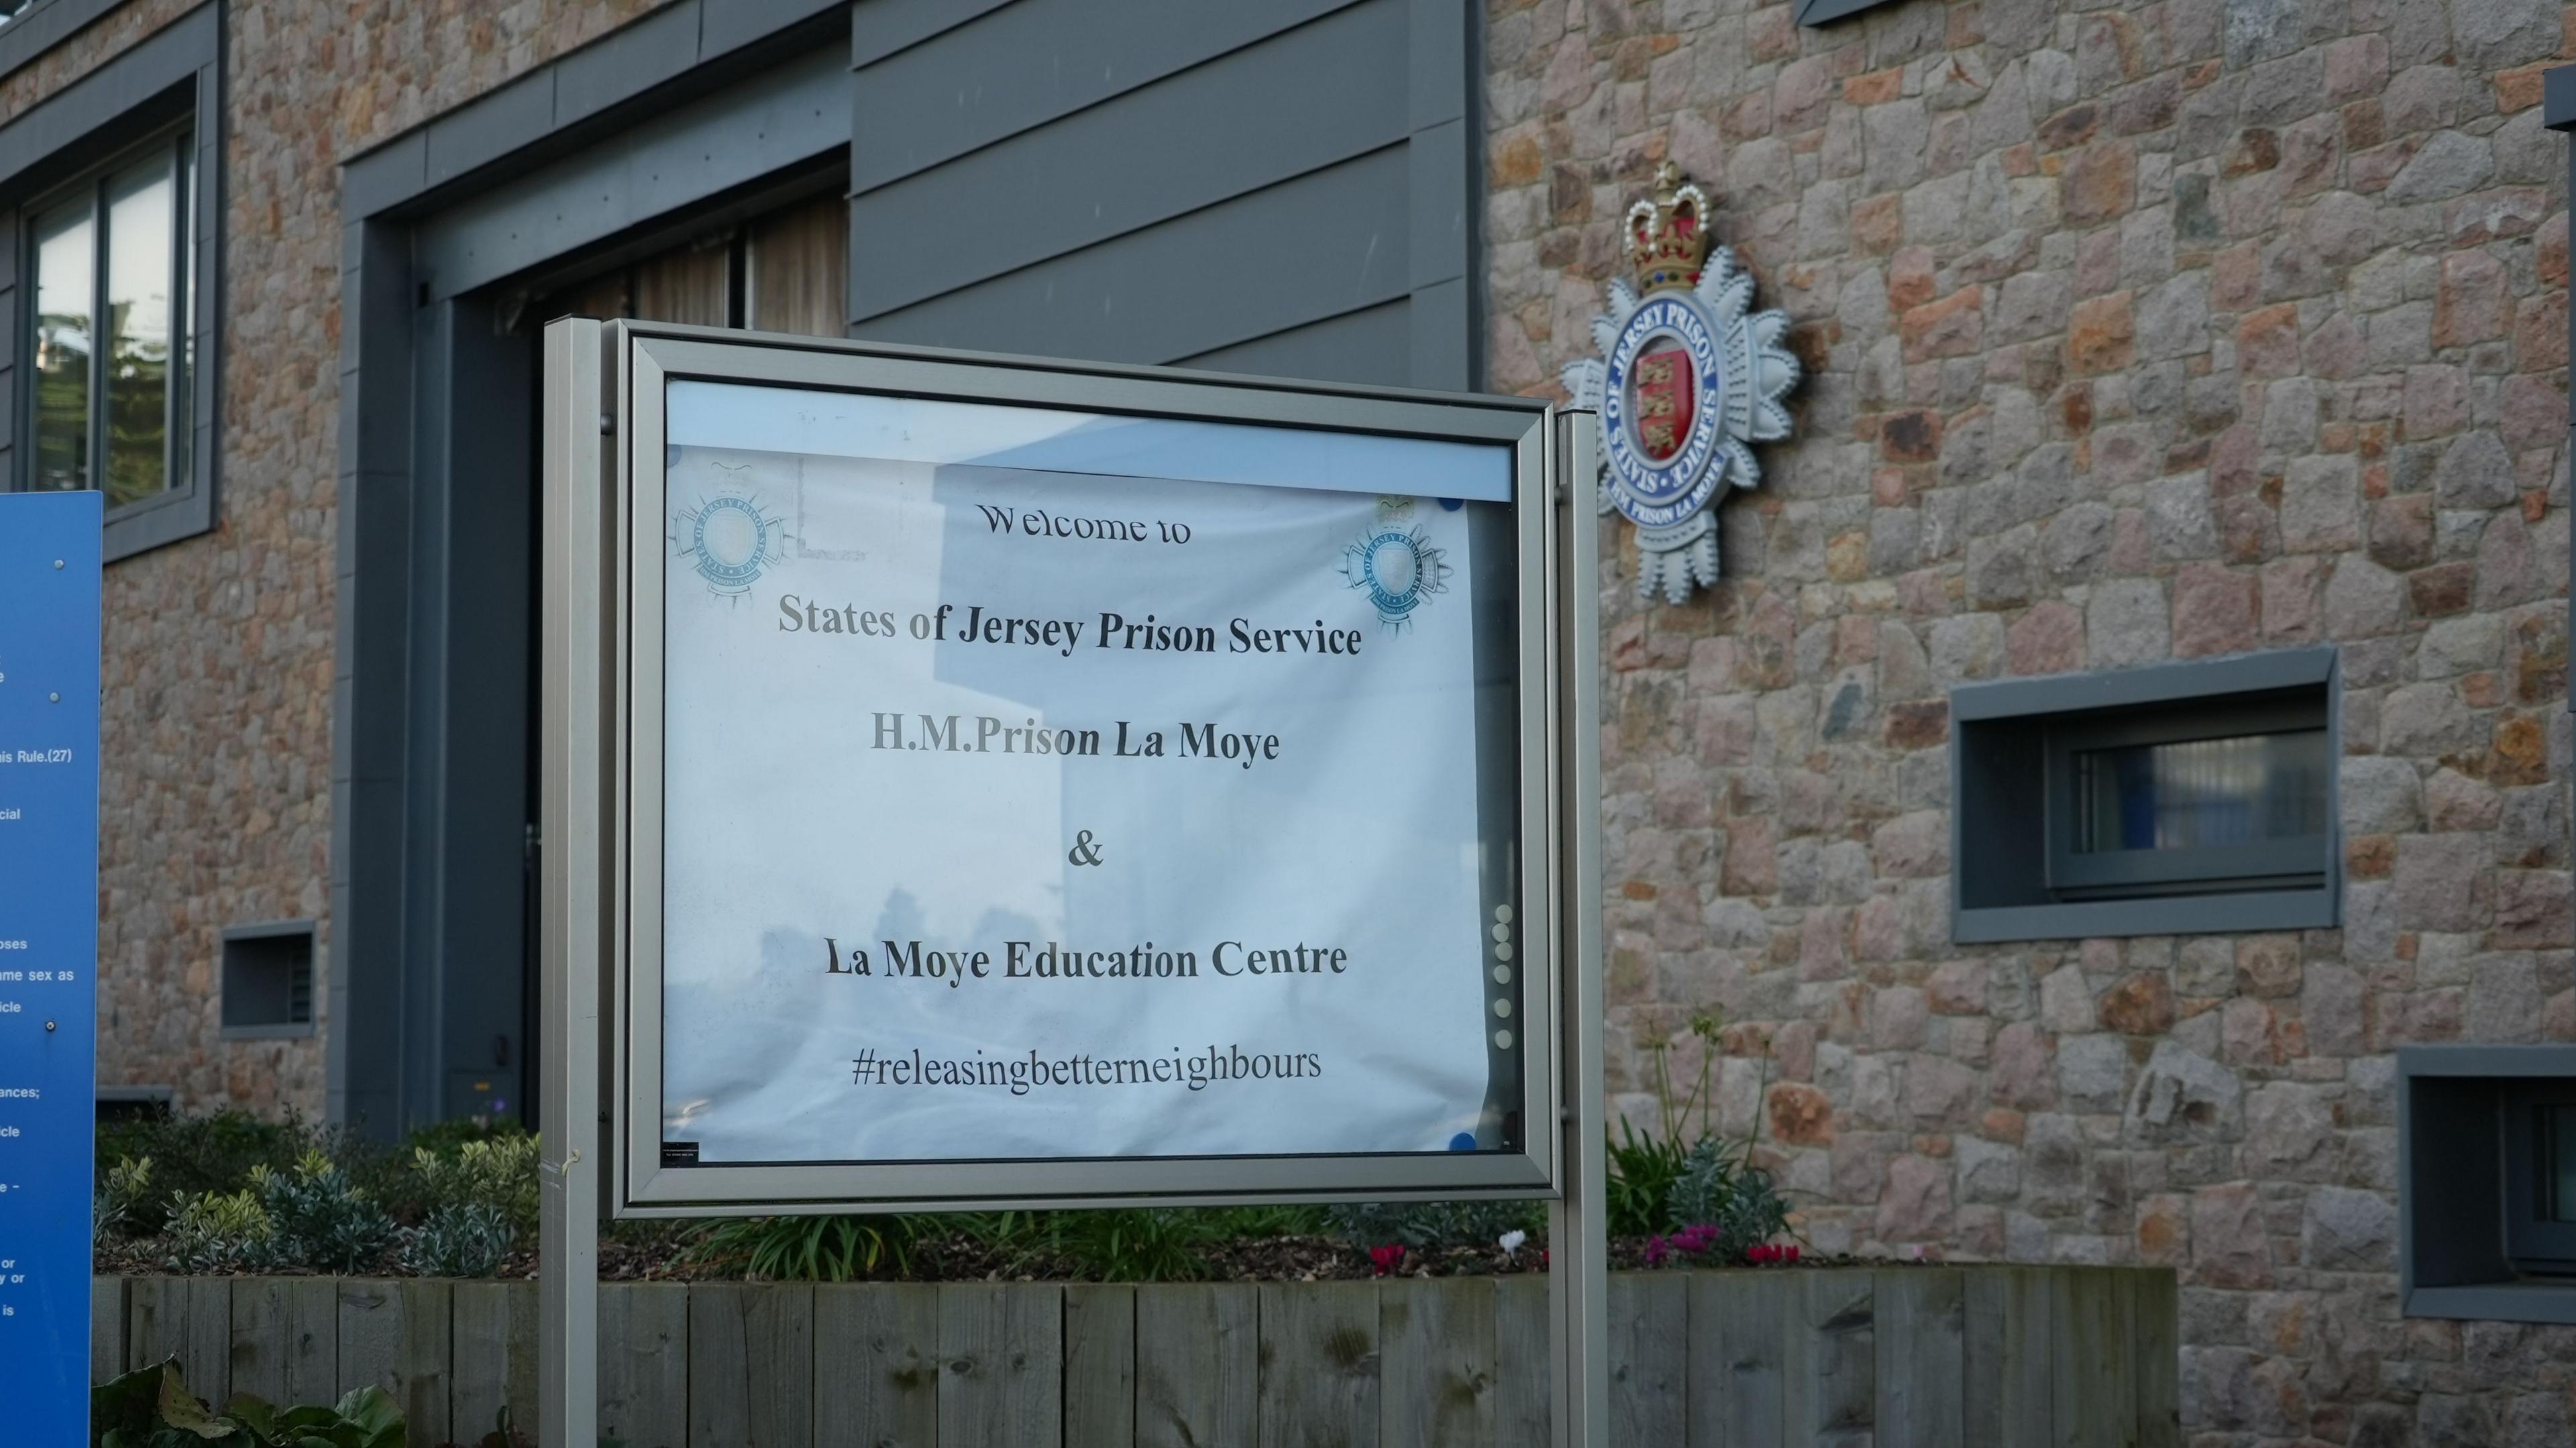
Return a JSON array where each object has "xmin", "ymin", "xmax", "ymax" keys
[
  {"xmin": 585, "ymin": 332, "xmax": 1565, "ymax": 1211},
  {"xmin": 0, "ymin": 491, "xmax": 102, "ymax": 1447}
]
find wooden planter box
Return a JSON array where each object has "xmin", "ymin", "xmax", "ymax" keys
[{"xmin": 98, "ymin": 1266, "xmax": 2176, "ymax": 1446}]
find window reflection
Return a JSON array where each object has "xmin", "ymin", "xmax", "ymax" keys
[
  {"xmin": 31, "ymin": 195, "xmax": 95, "ymax": 493},
  {"xmin": 2546, "ymin": 1105, "xmax": 2576, "ymax": 1226},
  {"xmin": 21, "ymin": 132, "xmax": 192, "ymax": 510},
  {"xmin": 2073, "ymin": 728, "xmax": 2328, "ymax": 854},
  {"xmin": 103, "ymin": 150, "xmax": 174, "ymax": 510}
]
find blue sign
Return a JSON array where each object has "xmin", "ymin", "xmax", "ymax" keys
[{"xmin": 0, "ymin": 490, "xmax": 103, "ymax": 1448}]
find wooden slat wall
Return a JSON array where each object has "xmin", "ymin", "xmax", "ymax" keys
[{"xmin": 97, "ymin": 1268, "xmax": 2178, "ymax": 1447}]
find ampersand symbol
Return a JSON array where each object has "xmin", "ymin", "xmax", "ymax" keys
[{"xmin": 1067, "ymin": 830, "xmax": 1104, "ymax": 867}]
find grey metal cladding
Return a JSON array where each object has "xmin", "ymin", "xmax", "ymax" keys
[
  {"xmin": 849, "ymin": 0, "xmax": 1019, "ymax": 68},
  {"xmin": 0, "ymin": 0, "xmax": 139, "ymax": 83},
  {"xmin": 1179, "ymin": 298, "xmax": 1411, "ymax": 387},
  {"xmin": 0, "ymin": 2, "xmax": 213, "ymax": 194},
  {"xmin": 849, "ymin": 0, "xmax": 1407, "ymax": 317},
  {"xmin": 413, "ymin": 46, "xmax": 849, "ymax": 303},
  {"xmin": 853, "ymin": 146, "xmax": 1411, "ymax": 364},
  {"xmin": 848, "ymin": 0, "xmax": 1358, "ymax": 190},
  {"xmin": 339, "ymin": 0, "xmax": 843, "ymax": 221},
  {"xmin": 849, "ymin": 0, "xmax": 1479, "ymax": 389}
]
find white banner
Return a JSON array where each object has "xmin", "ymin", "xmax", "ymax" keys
[{"xmin": 658, "ymin": 419, "xmax": 1519, "ymax": 1164}]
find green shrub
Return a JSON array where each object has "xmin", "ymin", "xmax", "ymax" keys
[
  {"xmin": 96, "ymin": 1155, "xmax": 154, "ymax": 1246},
  {"xmin": 98, "ymin": 1111, "xmax": 319, "ymax": 1238},
  {"xmin": 399, "ymin": 1203, "xmax": 518, "ymax": 1278},
  {"xmin": 1669, "ymin": 1135, "xmax": 1794, "ymax": 1255},
  {"xmin": 411, "ymin": 1134, "xmax": 541, "ymax": 1234},
  {"xmin": 93, "ymin": 1359, "xmax": 402, "ymax": 1448},
  {"xmin": 254, "ymin": 1152, "xmax": 396, "ymax": 1273},
  {"xmin": 685, "ymin": 1213, "xmax": 922, "ymax": 1282},
  {"xmin": 1603, "ymin": 1009, "xmax": 1796, "ymax": 1248},
  {"xmin": 160, "ymin": 1189, "xmax": 274, "ymax": 1274},
  {"xmin": 1324, "ymin": 1199, "xmax": 1542, "ymax": 1252}
]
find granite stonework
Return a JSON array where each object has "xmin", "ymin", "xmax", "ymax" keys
[
  {"xmin": 0, "ymin": 0, "xmax": 669, "ymax": 1118},
  {"xmin": 10, "ymin": 0, "xmax": 2573, "ymax": 1438},
  {"xmin": 1487, "ymin": 0, "xmax": 2573, "ymax": 1440}
]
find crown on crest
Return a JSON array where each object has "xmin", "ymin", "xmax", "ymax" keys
[{"xmin": 1625, "ymin": 162, "xmax": 1713, "ymax": 292}]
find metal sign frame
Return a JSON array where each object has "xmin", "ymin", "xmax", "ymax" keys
[{"xmin": 541, "ymin": 318, "xmax": 1606, "ymax": 1444}]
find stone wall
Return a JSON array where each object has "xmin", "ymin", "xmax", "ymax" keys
[
  {"xmin": 1486, "ymin": 0, "xmax": 2573, "ymax": 1441},
  {"xmin": 4, "ymin": 0, "xmax": 672, "ymax": 1116}
]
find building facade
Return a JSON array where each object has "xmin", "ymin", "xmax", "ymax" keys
[{"xmin": 0, "ymin": 0, "xmax": 2567, "ymax": 1439}]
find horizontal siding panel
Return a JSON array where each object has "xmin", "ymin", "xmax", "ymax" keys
[
  {"xmin": 849, "ymin": 0, "xmax": 1018, "ymax": 70},
  {"xmin": 1176, "ymin": 298, "xmax": 1411, "ymax": 387},
  {"xmin": 850, "ymin": 0, "xmax": 1406, "ymax": 319},
  {"xmin": 850, "ymin": 0, "xmax": 1364, "ymax": 192},
  {"xmin": 849, "ymin": 144, "xmax": 1410, "ymax": 366}
]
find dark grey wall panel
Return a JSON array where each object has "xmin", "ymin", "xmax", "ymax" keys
[
  {"xmin": 849, "ymin": 0, "xmax": 1405, "ymax": 319},
  {"xmin": 848, "ymin": 0, "xmax": 1477, "ymax": 390},
  {"xmin": 1177, "ymin": 298, "xmax": 1412, "ymax": 388},
  {"xmin": 848, "ymin": 0, "xmax": 1358, "ymax": 192},
  {"xmin": 853, "ymin": 144, "xmax": 1409, "ymax": 364}
]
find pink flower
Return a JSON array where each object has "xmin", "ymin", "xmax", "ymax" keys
[
  {"xmin": 1367, "ymin": 1244, "xmax": 1405, "ymax": 1277},
  {"xmin": 1783, "ymin": 1244, "xmax": 1801, "ymax": 1264}
]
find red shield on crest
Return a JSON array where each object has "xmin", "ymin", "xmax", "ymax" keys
[{"xmin": 1628, "ymin": 343, "xmax": 1695, "ymax": 463}]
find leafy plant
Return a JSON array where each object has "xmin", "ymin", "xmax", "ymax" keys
[
  {"xmin": 92, "ymin": 1359, "xmax": 403, "ymax": 1448},
  {"xmin": 1670, "ymin": 1134, "xmax": 1794, "ymax": 1256},
  {"xmin": 255, "ymin": 1151, "xmax": 396, "ymax": 1273},
  {"xmin": 400, "ymin": 1203, "xmax": 519, "ymax": 1278},
  {"xmin": 160, "ymin": 1188, "xmax": 274, "ymax": 1274},
  {"xmin": 1604, "ymin": 1011, "xmax": 1725, "ymax": 1237},
  {"xmin": 96, "ymin": 1155, "xmax": 154, "ymax": 1246},
  {"xmin": 1603, "ymin": 1010, "xmax": 1797, "ymax": 1254},
  {"xmin": 685, "ymin": 1213, "xmax": 922, "ymax": 1282},
  {"xmin": 411, "ymin": 1133, "xmax": 541, "ymax": 1234},
  {"xmin": 1325, "ymin": 1199, "xmax": 1542, "ymax": 1253},
  {"xmin": 98, "ymin": 1111, "xmax": 319, "ymax": 1238}
]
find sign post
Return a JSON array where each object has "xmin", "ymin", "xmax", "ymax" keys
[
  {"xmin": 540, "ymin": 322, "xmax": 1604, "ymax": 1444},
  {"xmin": 0, "ymin": 491, "xmax": 103, "ymax": 1448}
]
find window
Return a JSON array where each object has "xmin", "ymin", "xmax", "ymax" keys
[
  {"xmin": 1795, "ymin": 0, "xmax": 1909, "ymax": 24},
  {"xmin": 2403, "ymin": 1048, "xmax": 2576, "ymax": 1325},
  {"xmin": 1950, "ymin": 648, "xmax": 2339, "ymax": 943},
  {"xmin": 0, "ymin": 0, "xmax": 221, "ymax": 559},
  {"xmin": 220, "ymin": 921, "xmax": 315, "ymax": 1038},
  {"xmin": 2506, "ymin": 1085, "xmax": 2576, "ymax": 1270},
  {"xmin": 25, "ymin": 129, "xmax": 192, "ymax": 510}
]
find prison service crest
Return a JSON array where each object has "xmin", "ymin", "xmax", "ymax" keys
[{"xmin": 1562, "ymin": 162, "xmax": 1799, "ymax": 603}]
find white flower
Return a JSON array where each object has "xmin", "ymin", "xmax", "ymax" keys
[{"xmin": 1499, "ymin": 1229, "xmax": 1527, "ymax": 1256}]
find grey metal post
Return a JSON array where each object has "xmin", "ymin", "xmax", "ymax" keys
[
  {"xmin": 1550, "ymin": 407, "xmax": 1609, "ymax": 1448},
  {"xmin": 539, "ymin": 317, "xmax": 608, "ymax": 1448}
]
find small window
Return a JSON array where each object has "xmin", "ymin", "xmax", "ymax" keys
[
  {"xmin": 1795, "ymin": 0, "xmax": 1907, "ymax": 24},
  {"xmin": 2506, "ymin": 1086, "xmax": 2576, "ymax": 1271},
  {"xmin": 1951, "ymin": 649, "xmax": 2339, "ymax": 943},
  {"xmin": 2403, "ymin": 1048, "xmax": 2576, "ymax": 1325},
  {"xmin": 220, "ymin": 921, "xmax": 315, "ymax": 1038},
  {"xmin": 23, "ymin": 128, "xmax": 194, "ymax": 512}
]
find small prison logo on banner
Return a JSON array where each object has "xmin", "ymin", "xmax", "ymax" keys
[
  {"xmin": 673, "ymin": 477, "xmax": 792, "ymax": 597},
  {"xmin": 1562, "ymin": 162, "xmax": 1800, "ymax": 604}
]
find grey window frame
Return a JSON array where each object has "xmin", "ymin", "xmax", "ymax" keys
[
  {"xmin": 2502, "ymin": 1082, "xmax": 2576, "ymax": 1269},
  {"xmin": 2042, "ymin": 693, "xmax": 2331, "ymax": 896},
  {"xmin": 1950, "ymin": 647, "xmax": 2341, "ymax": 944},
  {"xmin": 20, "ymin": 123, "xmax": 195, "ymax": 513},
  {"xmin": 0, "ymin": 1, "xmax": 221, "ymax": 562},
  {"xmin": 218, "ymin": 917, "xmax": 318, "ymax": 1040},
  {"xmin": 2402, "ymin": 1046, "xmax": 2576, "ymax": 1325},
  {"xmin": 1796, "ymin": 0, "xmax": 1905, "ymax": 25}
]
